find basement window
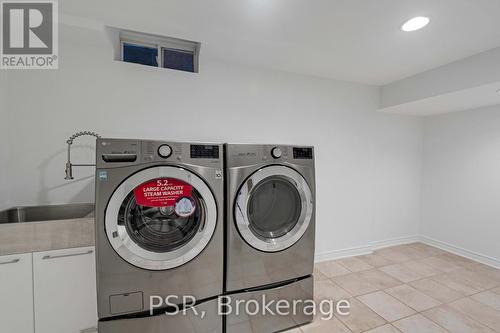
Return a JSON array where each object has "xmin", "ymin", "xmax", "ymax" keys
[
  {"xmin": 120, "ymin": 30, "xmax": 200, "ymax": 73},
  {"xmin": 163, "ymin": 48, "xmax": 194, "ymax": 73},
  {"xmin": 122, "ymin": 43, "xmax": 158, "ymax": 67}
]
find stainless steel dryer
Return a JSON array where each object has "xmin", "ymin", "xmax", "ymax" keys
[
  {"xmin": 95, "ymin": 138, "xmax": 224, "ymax": 333},
  {"xmin": 224, "ymin": 144, "xmax": 315, "ymax": 333}
]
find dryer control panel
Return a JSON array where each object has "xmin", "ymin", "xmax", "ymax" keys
[{"xmin": 225, "ymin": 144, "xmax": 314, "ymax": 168}]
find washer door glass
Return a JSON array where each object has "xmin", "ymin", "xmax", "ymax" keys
[
  {"xmin": 235, "ymin": 165, "xmax": 313, "ymax": 252},
  {"xmin": 106, "ymin": 166, "xmax": 217, "ymax": 270},
  {"xmin": 119, "ymin": 179, "xmax": 203, "ymax": 253}
]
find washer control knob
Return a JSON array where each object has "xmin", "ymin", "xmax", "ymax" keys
[
  {"xmin": 271, "ymin": 147, "xmax": 282, "ymax": 159},
  {"xmin": 158, "ymin": 144, "xmax": 172, "ymax": 158}
]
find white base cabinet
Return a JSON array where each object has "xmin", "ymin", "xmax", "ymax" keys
[
  {"xmin": 33, "ymin": 246, "xmax": 98, "ymax": 333},
  {"xmin": 0, "ymin": 247, "xmax": 98, "ymax": 333},
  {"xmin": 0, "ymin": 253, "xmax": 34, "ymax": 333}
]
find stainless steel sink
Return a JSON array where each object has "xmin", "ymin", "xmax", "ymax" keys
[{"xmin": 0, "ymin": 203, "xmax": 94, "ymax": 224}]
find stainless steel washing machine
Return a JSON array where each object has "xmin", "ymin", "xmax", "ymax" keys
[
  {"xmin": 224, "ymin": 144, "xmax": 316, "ymax": 333},
  {"xmin": 95, "ymin": 138, "xmax": 224, "ymax": 333}
]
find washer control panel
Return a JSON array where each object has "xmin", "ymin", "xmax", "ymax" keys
[
  {"xmin": 190, "ymin": 145, "xmax": 220, "ymax": 159},
  {"xmin": 271, "ymin": 147, "xmax": 282, "ymax": 159},
  {"xmin": 158, "ymin": 144, "xmax": 172, "ymax": 158},
  {"xmin": 293, "ymin": 147, "xmax": 313, "ymax": 159},
  {"xmin": 97, "ymin": 138, "xmax": 223, "ymax": 169}
]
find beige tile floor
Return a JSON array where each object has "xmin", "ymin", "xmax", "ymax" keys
[{"xmin": 294, "ymin": 243, "xmax": 500, "ymax": 333}]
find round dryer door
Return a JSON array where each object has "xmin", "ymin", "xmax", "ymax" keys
[
  {"xmin": 105, "ymin": 166, "xmax": 217, "ymax": 270},
  {"xmin": 235, "ymin": 165, "xmax": 313, "ymax": 252}
]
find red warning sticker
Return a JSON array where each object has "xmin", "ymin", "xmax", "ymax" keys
[{"xmin": 133, "ymin": 178, "xmax": 193, "ymax": 207}]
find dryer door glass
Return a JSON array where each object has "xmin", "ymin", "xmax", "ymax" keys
[
  {"xmin": 105, "ymin": 166, "xmax": 218, "ymax": 270},
  {"xmin": 235, "ymin": 165, "xmax": 313, "ymax": 252},
  {"xmin": 247, "ymin": 176, "xmax": 301, "ymax": 239}
]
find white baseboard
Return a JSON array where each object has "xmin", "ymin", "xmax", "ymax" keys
[
  {"xmin": 370, "ymin": 235, "xmax": 420, "ymax": 250},
  {"xmin": 315, "ymin": 244, "xmax": 372, "ymax": 263},
  {"xmin": 314, "ymin": 235, "xmax": 419, "ymax": 263},
  {"xmin": 314, "ymin": 235, "xmax": 500, "ymax": 269},
  {"xmin": 420, "ymin": 236, "xmax": 500, "ymax": 269}
]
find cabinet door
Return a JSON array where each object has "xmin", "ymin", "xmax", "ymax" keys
[
  {"xmin": 0, "ymin": 253, "xmax": 34, "ymax": 333},
  {"xmin": 33, "ymin": 246, "xmax": 97, "ymax": 333}
]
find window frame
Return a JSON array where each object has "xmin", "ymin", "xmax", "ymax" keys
[
  {"xmin": 120, "ymin": 39, "xmax": 160, "ymax": 68},
  {"xmin": 161, "ymin": 47, "xmax": 198, "ymax": 73},
  {"xmin": 119, "ymin": 30, "xmax": 200, "ymax": 73}
]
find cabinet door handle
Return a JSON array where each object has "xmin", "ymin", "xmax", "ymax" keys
[
  {"xmin": 0, "ymin": 258, "xmax": 20, "ymax": 265},
  {"xmin": 42, "ymin": 249, "xmax": 93, "ymax": 260}
]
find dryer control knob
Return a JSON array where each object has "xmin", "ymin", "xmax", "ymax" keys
[
  {"xmin": 158, "ymin": 144, "xmax": 172, "ymax": 158},
  {"xmin": 271, "ymin": 147, "xmax": 282, "ymax": 159}
]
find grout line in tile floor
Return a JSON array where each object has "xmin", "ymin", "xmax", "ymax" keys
[{"xmin": 301, "ymin": 242, "xmax": 500, "ymax": 333}]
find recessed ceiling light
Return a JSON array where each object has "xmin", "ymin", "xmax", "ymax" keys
[
  {"xmin": 401, "ymin": 16, "xmax": 430, "ymax": 32},
  {"xmin": 497, "ymin": 89, "xmax": 500, "ymax": 94}
]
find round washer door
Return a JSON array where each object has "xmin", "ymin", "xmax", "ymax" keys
[
  {"xmin": 235, "ymin": 165, "xmax": 313, "ymax": 252},
  {"xmin": 105, "ymin": 166, "xmax": 217, "ymax": 270}
]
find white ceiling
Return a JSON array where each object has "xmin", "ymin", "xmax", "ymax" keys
[{"xmin": 60, "ymin": 0, "xmax": 500, "ymax": 85}]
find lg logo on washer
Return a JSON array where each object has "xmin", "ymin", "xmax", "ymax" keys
[{"xmin": 1, "ymin": 0, "xmax": 58, "ymax": 68}]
